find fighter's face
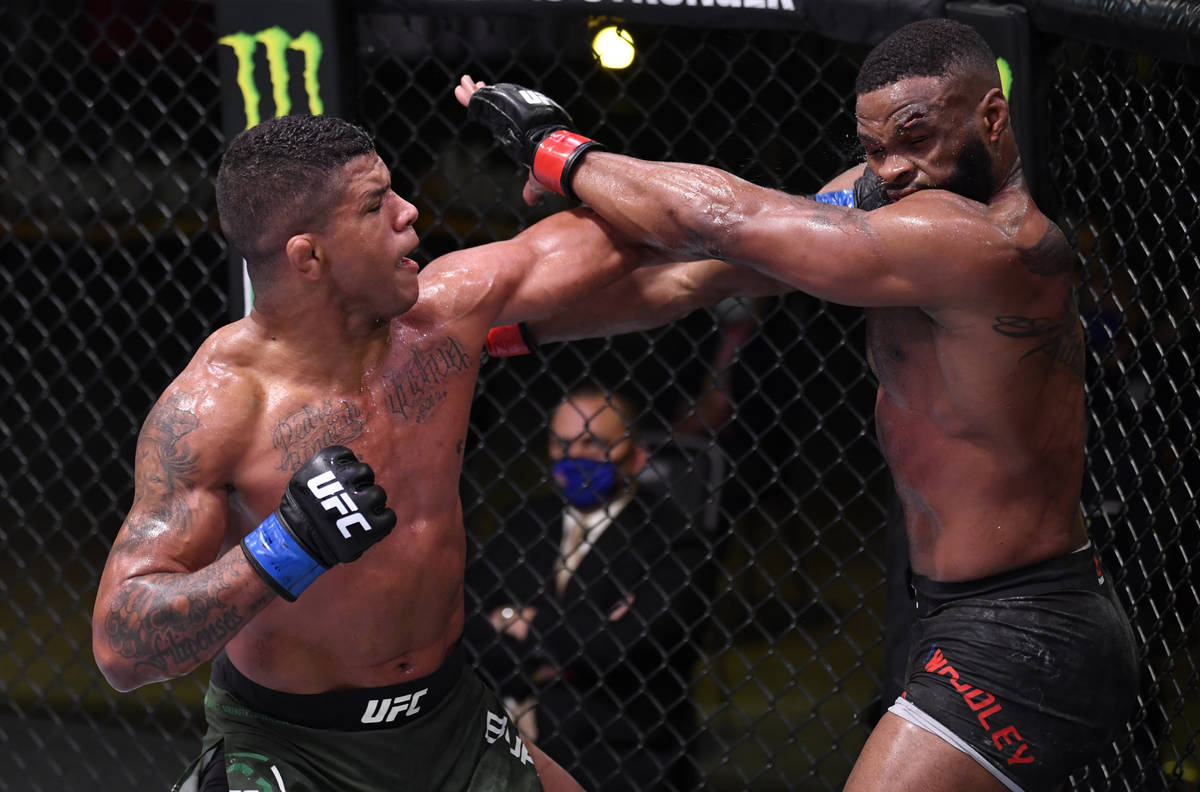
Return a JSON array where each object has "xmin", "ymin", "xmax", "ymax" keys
[
  {"xmin": 855, "ymin": 75, "xmax": 996, "ymax": 203},
  {"xmin": 319, "ymin": 153, "xmax": 421, "ymax": 319}
]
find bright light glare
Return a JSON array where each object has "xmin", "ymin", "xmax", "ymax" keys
[{"xmin": 592, "ymin": 26, "xmax": 635, "ymax": 70}]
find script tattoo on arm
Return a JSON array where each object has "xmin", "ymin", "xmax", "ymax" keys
[
  {"xmin": 103, "ymin": 554, "xmax": 270, "ymax": 680},
  {"xmin": 992, "ymin": 294, "xmax": 1085, "ymax": 379}
]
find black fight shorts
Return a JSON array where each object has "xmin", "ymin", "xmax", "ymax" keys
[
  {"xmin": 171, "ymin": 646, "xmax": 544, "ymax": 792},
  {"xmin": 891, "ymin": 545, "xmax": 1139, "ymax": 791}
]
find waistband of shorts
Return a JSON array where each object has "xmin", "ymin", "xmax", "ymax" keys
[
  {"xmin": 209, "ymin": 645, "xmax": 465, "ymax": 731},
  {"xmin": 911, "ymin": 543, "xmax": 1104, "ymax": 612}
]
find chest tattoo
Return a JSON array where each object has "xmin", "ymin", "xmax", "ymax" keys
[
  {"xmin": 384, "ymin": 336, "xmax": 473, "ymax": 423},
  {"xmin": 273, "ymin": 400, "xmax": 365, "ymax": 472},
  {"xmin": 992, "ymin": 295, "xmax": 1085, "ymax": 378}
]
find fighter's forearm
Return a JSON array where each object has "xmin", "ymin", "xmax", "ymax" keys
[
  {"xmin": 526, "ymin": 257, "xmax": 786, "ymax": 344},
  {"xmin": 96, "ymin": 547, "xmax": 274, "ymax": 691},
  {"xmin": 571, "ymin": 153, "xmax": 765, "ymax": 260}
]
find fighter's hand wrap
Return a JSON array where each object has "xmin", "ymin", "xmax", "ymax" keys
[
  {"xmin": 467, "ymin": 83, "xmax": 604, "ymax": 200},
  {"xmin": 486, "ymin": 322, "xmax": 538, "ymax": 357},
  {"xmin": 241, "ymin": 445, "xmax": 397, "ymax": 601}
]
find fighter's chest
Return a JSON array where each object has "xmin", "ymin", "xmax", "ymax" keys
[
  {"xmin": 247, "ymin": 333, "xmax": 478, "ymax": 484},
  {"xmin": 864, "ymin": 307, "xmax": 939, "ymax": 384}
]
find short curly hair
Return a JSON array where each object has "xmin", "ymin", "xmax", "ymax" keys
[
  {"xmin": 855, "ymin": 19, "xmax": 998, "ymax": 95},
  {"xmin": 216, "ymin": 114, "xmax": 375, "ymax": 288}
]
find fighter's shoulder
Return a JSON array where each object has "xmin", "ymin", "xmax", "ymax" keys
[
  {"xmin": 142, "ymin": 325, "xmax": 267, "ymax": 469},
  {"xmin": 409, "ymin": 244, "xmax": 512, "ymax": 325}
]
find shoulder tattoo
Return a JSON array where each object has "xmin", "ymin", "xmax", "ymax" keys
[{"xmin": 1018, "ymin": 223, "xmax": 1074, "ymax": 276}]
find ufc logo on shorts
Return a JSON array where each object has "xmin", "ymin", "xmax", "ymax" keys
[
  {"xmin": 518, "ymin": 88, "xmax": 553, "ymax": 106},
  {"xmin": 307, "ymin": 471, "xmax": 371, "ymax": 538},
  {"xmin": 360, "ymin": 688, "xmax": 428, "ymax": 724}
]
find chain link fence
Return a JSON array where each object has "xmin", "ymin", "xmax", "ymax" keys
[{"xmin": 1, "ymin": 2, "xmax": 1196, "ymax": 790}]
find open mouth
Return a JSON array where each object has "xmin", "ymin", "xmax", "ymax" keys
[{"xmin": 397, "ymin": 256, "xmax": 419, "ymax": 271}]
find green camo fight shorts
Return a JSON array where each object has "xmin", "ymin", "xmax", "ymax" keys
[{"xmin": 171, "ymin": 648, "xmax": 544, "ymax": 792}]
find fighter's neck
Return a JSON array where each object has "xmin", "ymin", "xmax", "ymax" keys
[{"xmin": 244, "ymin": 308, "xmax": 393, "ymax": 385}]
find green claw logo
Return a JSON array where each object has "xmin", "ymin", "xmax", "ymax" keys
[{"xmin": 220, "ymin": 26, "xmax": 324, "ymax": 129}]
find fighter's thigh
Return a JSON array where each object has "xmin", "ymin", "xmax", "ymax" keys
[
  {"xmin": 526, "ymin": 740, "xmax": 586, "ymax": 792},
  {"xmin": 844, "ymin": 712, "xmax": 1009, "ymax": 792}
]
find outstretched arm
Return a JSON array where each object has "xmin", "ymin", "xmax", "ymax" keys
[
  {"xmin": 522, "ymin": 257, "xmax": 789, "ymax": 344},
  {"xmin": 459, "ymin": 77, "xmax": 1009, "ymax": 311}
]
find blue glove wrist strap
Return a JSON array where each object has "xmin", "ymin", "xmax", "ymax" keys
[
  {"xmin": 241, "ymin": 513, "xmax": 326, "ymax": 602},
  {"xmin": 813, "ymin": 189, "xmax": 855, "ymax": 207}
]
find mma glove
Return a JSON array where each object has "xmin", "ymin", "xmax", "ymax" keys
[
  {"xmin": 852, "ymin": 169, "xmax": 895, "ymax": 212},
  {"xmin": 241, "ymin": 445, "xmax": 396, "ymax": 601},
  {"xmin": 467, "ymin": 83, "xmax": 604, "ymax": 201},
  {"xmin": 485, "ymin": 322, "xmax": 538, "ymax": 358}
]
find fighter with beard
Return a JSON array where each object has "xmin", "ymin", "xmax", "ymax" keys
[{"xmin": 458, "ymin": 18, "xmax": 1138, "ymax": 792}]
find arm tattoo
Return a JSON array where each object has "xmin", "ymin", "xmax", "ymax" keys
[
  {"xmin": 119, "ymin": 394, "xmax": 201, "ymax": 553},
  {"xmin": 104, "ymin": 554, "xmax": 272, "ymax": 680},
  {"xmin": 273, "ymin": 399, "xmax": 365, "ymax": 472},
  {"xmin": 993, "ymin": 294, "xmax": 1085, "ymax": 378}
]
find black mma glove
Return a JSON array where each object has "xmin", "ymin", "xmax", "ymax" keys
[
  {"xmin": 241, "ymin": 445, "xmax": 397, "ymax": 601},
  {"xmin": 853, "ymin": 168, "xmax": 895, "ymax": 212},
  {"xmin": 467, "ymin": 83, "xmax": 604, "ymax": 200}
]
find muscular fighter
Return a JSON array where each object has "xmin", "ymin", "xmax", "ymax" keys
[
  {"xmin": 91, "ymin": 113, "xmax": 671, "ymax": 792},
  {"xmin": 459, "ymin": 18, "xmax": 1139, "ymax": 792}
]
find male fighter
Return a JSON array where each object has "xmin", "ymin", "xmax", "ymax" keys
[
  {"xmin": 91, "ymin": 113, "xmax": 675, "ymax": 791},
  {"xmin": 459, "ymin": 17, "xmax": 1139, "ymax": 792}
]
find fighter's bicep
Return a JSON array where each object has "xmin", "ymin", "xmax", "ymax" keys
[
  {"xmin": 728, "ymin": 196, "xmax": 996, "ymax": 308},
  {"xmin": 116, "ymin": 393, "xmax": 239, "ymax": 573}
]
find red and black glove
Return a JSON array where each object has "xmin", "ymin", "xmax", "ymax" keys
[
  {"xmin": 485, "ymin": 322, "xmax": 538, "ymax": 358},
  {"xmin": 467, "ymin": 83, "xmax": 604, "ymax": 200}
]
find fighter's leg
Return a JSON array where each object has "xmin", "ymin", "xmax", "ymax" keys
[
  {"xmin": 526, "ymin": 740, "xmax": 587, "ymax": 792},
  {"xmin": 844, "ymin": 712, "xmax": 1010, "ymax": 792}
]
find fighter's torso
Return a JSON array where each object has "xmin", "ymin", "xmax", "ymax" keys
[
  {"xmin": 865, "ymin": 199, "xmax": 1087, "ymax": 582},
  {"xmin": 219, "ymin": 316, "xmax": 484, "ymax": 691}
]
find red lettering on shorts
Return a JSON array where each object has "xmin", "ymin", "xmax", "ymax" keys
[
  {"xmin": 1008, "ymin": 743, "xmax": 1035, "ymax": 765},
  {"xmin": 975, "ymin": 703, "xmax": 1002, "ymax": 729},
  {"xmin": 923, "ymin": 646, "xmax": 1035, "ymax": 766}
]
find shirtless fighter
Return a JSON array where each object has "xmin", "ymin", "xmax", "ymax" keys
[
  {"xmin": 460, "ymin": 18, "xmax": 1139, "ymax": 792},
  {"xmin": 91, "ymin": 113, "xmax": 668, "ymax": 791}
]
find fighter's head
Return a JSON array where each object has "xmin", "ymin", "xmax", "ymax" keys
[
  {"xmin": 217, "ymin": 114, "xmax": 421, "ymax": 318},
  {"xmin": 854, "ymin": 19, "xmax": 1012, "ymax": 203}
]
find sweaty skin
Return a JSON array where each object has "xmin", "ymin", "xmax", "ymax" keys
[
  {"xmin": 92, "ymin": 151, "xmax": 657, "ymax": 704},
  {"xmin": 462, "ymin": 73, "xmax": 1087, "ymax": 583}
]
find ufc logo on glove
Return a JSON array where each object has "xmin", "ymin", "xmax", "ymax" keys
[{"xmin": 308, "ymin": 471, "xmax": 372, "ymax": 538}]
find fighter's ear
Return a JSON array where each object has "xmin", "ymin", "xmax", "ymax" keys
[
  {"xmin": 285, "ymin": 233, "xmax": 322, "ymax": 281},
  {"xmin": 979, "ymin": 87, "xmax": 1009, "ymax": 143}
]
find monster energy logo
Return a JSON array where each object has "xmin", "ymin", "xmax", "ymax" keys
[
  {"xmin": 997, "ymin": 57, "xmax": 1013, "ymax": 101},
  {"xmin": 219, "ymin": 26, "xmax": 325, "ymax": 129}
]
